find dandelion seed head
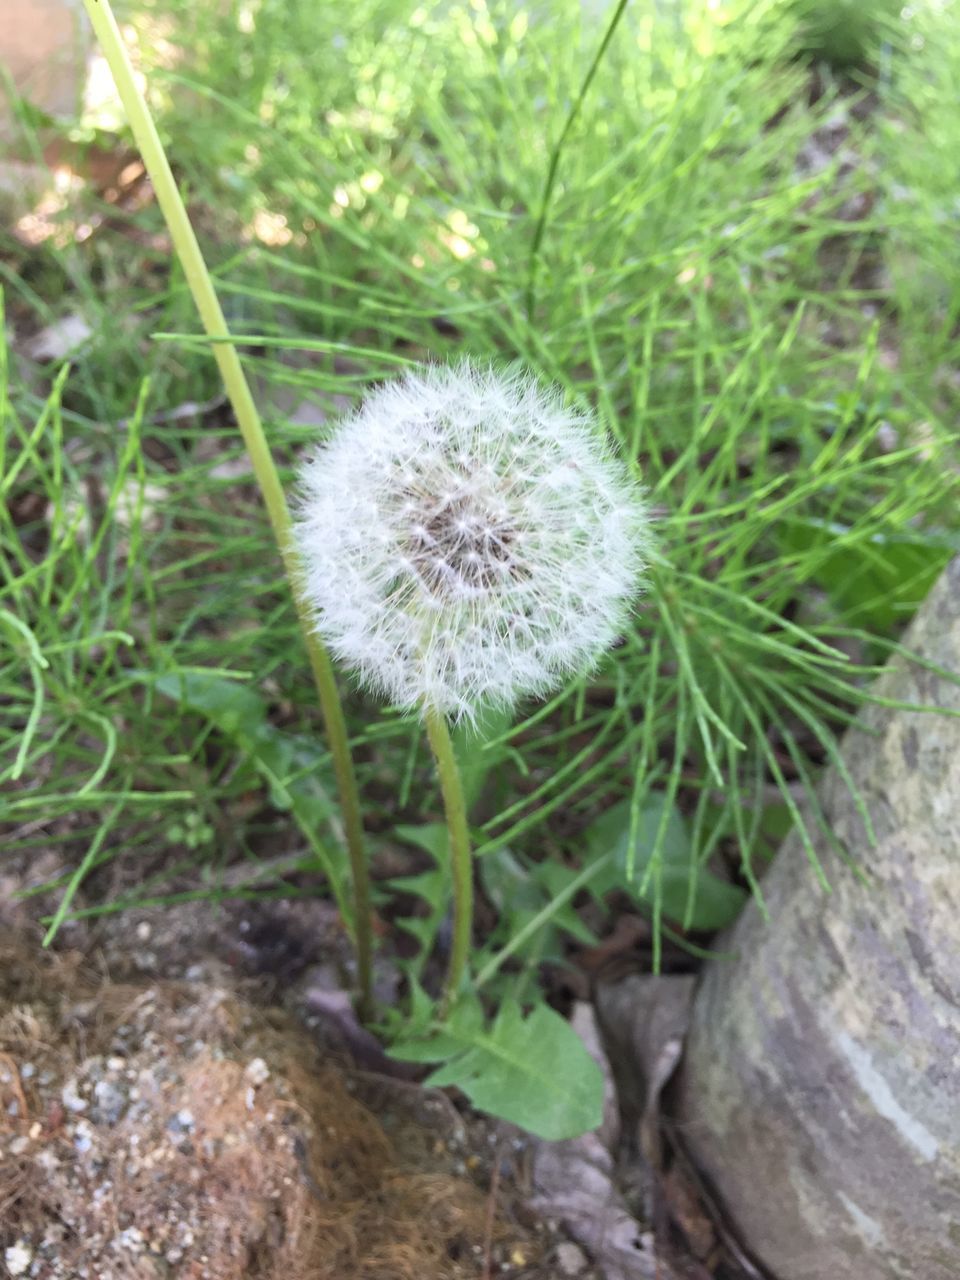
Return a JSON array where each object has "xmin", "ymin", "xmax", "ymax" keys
[{"xmin": 295, "ymin": 361, "xmax": 651, "ymax": 720}]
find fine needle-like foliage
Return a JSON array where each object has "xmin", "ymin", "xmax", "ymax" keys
[{"xmin": 3, "ymin": 0, "xmax": 960, "ymax": 1136}]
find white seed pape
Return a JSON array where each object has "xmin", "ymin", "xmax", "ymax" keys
[{"xmin": 295, "ymin": 361, "xmax": 650, "ymax": 720}]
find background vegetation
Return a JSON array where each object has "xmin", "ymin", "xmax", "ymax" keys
[{"xmin": 3, "ymin": 0, "xmax": 959, "ymax": 1039}]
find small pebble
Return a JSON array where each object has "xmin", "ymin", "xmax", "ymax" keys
[
  {"xmin": 62, "ymin": 1080, "xmax": 88, "ymax": 1113},
  {"xmin": 876, "ymin": 421, "xmax": 899, "ymax": 452},
  {"xmin": 116, "ymin": 1226, "xmax": 145, "ymax": 1251},
  {"xmin": 73, "ymin": 1120, "xmax": 94, "ymax": 1154},
  {"xmin": 555, "ymin": 1241, "xmax": 588, "ymax": 1275},
  {"xmin": 4, "ymin": 1242, "xmax": 33, "ymax": 1276},
  {"xmin": 93, "ymin": 1079, "xmax": 128, "ymax": 1126},
  {"xmin": 244, "ymin": 1057, "xmax": 270, "ymax": 1087},
  {"xmin": 167, "ymin": 1108, "xmax": 194, "ymax": 1135}
]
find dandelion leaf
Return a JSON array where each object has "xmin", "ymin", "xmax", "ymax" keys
[{"xmin": 391, "ymin": 995, "xmax": 604, "ymax": 1140}]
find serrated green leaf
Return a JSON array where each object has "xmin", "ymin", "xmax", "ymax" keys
[
  {"xmin": 391, "ymin": 823, "xmax": 452, "ymax": 978},
  {"xmin": 390, "ymin": 867, "xmax": 447, "ymax": 908},
  {"xmin": 391, "ymin": 996, "xmax": 602, "ymax": 1140},
  {"xmin": 406, "ymin": 976, "xmax": 438, "ymax": 1031},
  {"xmin": 394, "ymin": 822, "xmax": 451, "ymax": 862},
  {"xmin": 391, "ymin": 997, "xmax": 484, "ymax": 1062}
]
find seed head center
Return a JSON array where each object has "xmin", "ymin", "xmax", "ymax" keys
[{"xmin": 406, "ymin": 489, "xmax": 518, "ymax": 596}]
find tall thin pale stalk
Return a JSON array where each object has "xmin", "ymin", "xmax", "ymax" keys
[
  {"xmin": 424, "ymin": 707, "xmax": 473, "ymax": 1011},
  {"xmin": 82, "ymin": 0, "xmax": 374, "ymax": 1019}
]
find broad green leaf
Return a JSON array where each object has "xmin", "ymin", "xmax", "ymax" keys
[
  {"xmin": 584, "ymin": 797, "xmax": 746, "ymax": 931},
  {"xmin": 586, "ymin": 793, "xmax": 691, "ymax": 870},
  {"xmin": 391, "ymin": 995, "xmax": 603, "ymax": 1140},
  {"xmin": 779, "ymin": 517, "xmax": 956, "ymax": 633},
  {"xmin": 151, "ymin": 671, "xmax": 350, "ymax": 923},
  {"xmin": 153, "ymin": 670, "xmax": 264, "ymax": 736},
  {"xmin": 480, "ymin": 846, "xmax": 543, "ymax": 916}
]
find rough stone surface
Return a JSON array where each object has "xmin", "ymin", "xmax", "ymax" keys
[{"xmin": 675, "ymin": 556, "xmax": 960, "ymax": 1280}]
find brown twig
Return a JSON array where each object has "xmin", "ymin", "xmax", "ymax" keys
[
  {"xmin": 480, "ymin": 1139, "xmax": 503, "ymax": 1280},
  {"xmin": 0, "ymin": 1053, "xmax": 29, "ymax": 1127}
]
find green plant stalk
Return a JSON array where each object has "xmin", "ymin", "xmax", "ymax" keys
[
  {"xmin": 524, "ymin": 0, "xmax": 630, "ymax": 319},
  {"xmin": 81, "ymin": 0, "xmax": 373, "ymax": 1021},
  {"xmin": 425, "ymin": 706, "xmax": 473, "ymax": 1011}
]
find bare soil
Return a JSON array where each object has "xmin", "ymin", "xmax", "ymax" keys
[{"xmin": 0, "ymin": 929, "xmax": 560, "ymax": 1280}]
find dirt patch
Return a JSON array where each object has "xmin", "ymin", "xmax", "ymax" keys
[{"xmin": 0, "ymin": 933, "xmax": 544, "ymax": 1280}]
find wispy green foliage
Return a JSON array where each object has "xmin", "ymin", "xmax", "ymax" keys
[
  {"xmin": 875, "ymin": 0, "xmax": 960, "ymax": 426},
  {"xmin": 3, "ymin": 0, "xmax": 960, "ymax": 1137}
]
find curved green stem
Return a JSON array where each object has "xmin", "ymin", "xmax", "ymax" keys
[
  {"xmin": 425, "ymin": 707, "xmax": 473, "ymax": 1012},
  {"xmin": 82, "ymin": 0, "xmax": 373, "ymax": 1021},
  {"xmin": 524, "ymin": 0, "xmax": 630, "ymax": 320}
]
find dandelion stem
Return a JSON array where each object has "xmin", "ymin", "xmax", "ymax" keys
[
  {"xmin": 425, "ymin": 706, "xmax": 474, "ymax": 1011},
  {"xmin": 82, "ymin": 0, "xmax": 374, "ymax": 1022}
]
